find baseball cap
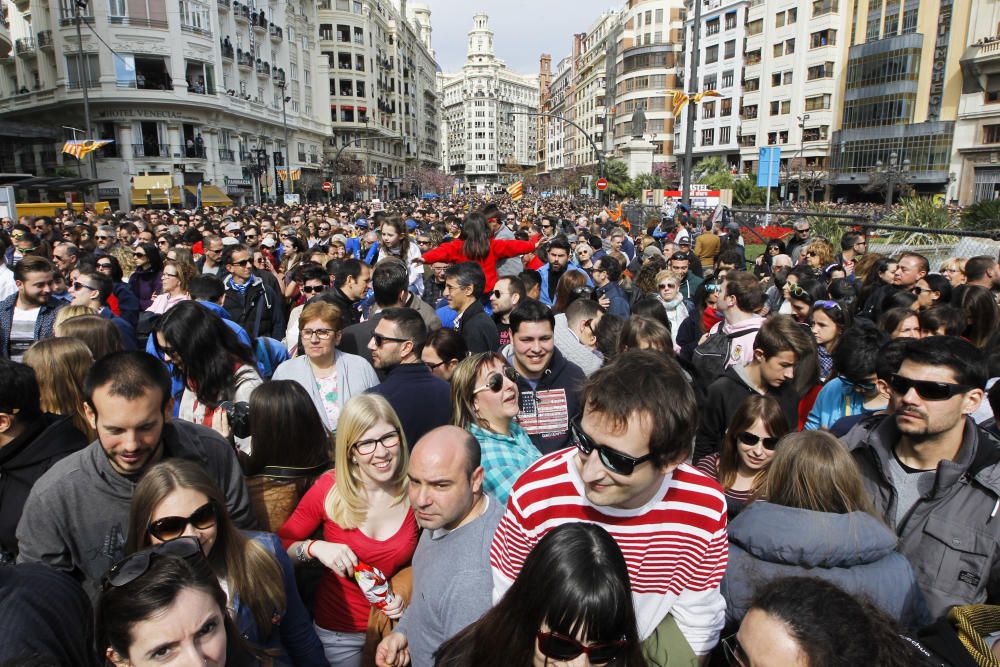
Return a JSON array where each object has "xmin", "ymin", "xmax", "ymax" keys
[
  {"xmin": 642, "ymin": 245, "xmax": 664, "ymax": 260},
  {"xmin": 406, "ymin": 219, "xmax": 417, "ymax": 231},
  {"xmin": 355, "ymin": 218, "xmax": 369, "ymax": 228},
  {"xmin": 260, "ymin": 237, "xmax": 276, "ymax": 248},
  {"xmin": 225, "ymin": 222, "xmax": 241, "ymax": 232},
  {"xmin": 221, "ymin": 236, "xmax": 239, "ymax": 247}
]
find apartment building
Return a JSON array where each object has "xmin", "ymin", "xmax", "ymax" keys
[
  {"xmin": 569, "ymin": 11, "xmax": 618, "ymax": 169},
  {"xmin": 0, "ymin": 0, "xmax": 330, "ymax": 209},
  {"xmin": 737, "ymin": 0, "xmax": 848, "ymax": 201},
  {"xmin": 544, "ymin": 56, "xmax": 573, "ymax": 174},
  {"xmin": 674, "ymin": 0, "xmax": 747, "ymax": 170},
  {"xmin": 438, "ymin": 13, "xmax": 539, "ymax": 192},
  {"xmin": 828, "ymin": 0, "xmax": 971, "ymax": 199},
  {"xmin": 952, "ymin": 0, "xmax": 1000, "ymax": 203},
  {"xmin": 319, "ymin": 0, "xmax": 440, "ymax": 200}
]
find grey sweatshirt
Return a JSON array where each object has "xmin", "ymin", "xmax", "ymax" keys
[
  {"xmin": 16, "ymin": 420, "xmax": 254, "ymax": 599},
  {"xmin": 395, "ymin": 495, "xmax": 504, "ymax": 667}
]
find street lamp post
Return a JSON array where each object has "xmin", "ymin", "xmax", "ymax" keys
[
  {"xmin": 73, "ymin": 0, "xmax": 98, "ymax": 196},
  {"xmin": 682, "ymin": 0, "xmax": 703, "ymax": 208},
  {"xmin": 508, "ymin": 110, "xmax": 605, "ymax": 202},
  {"xmin": 797, "ymin": 113, "xmax": 810, "ymax": 203},
  {"xmin": 875, "ymin": 151, "xmax": 910, "ymax": 210},
  {"xmin": 278, "ymin": 82, "xmax": 292, "ymax": 203}
]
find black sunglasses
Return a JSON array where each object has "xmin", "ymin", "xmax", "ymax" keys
[
  {"xmin": 229, "ymin": 258, "xmax": 251, "ymax": 267},
  {"xmin": 72, "ymin": 281, "xmax": 97, "ymax": 292},
  {"xmin": 301, "ymin": 284, "xmax": 327, "ymax": 294},
  {"xmin": 103, "ymin": 536, "xmax": 203, "ymax": 590},
  {"xmin": 147, "ymin": 501, "xmax": 217, "ymax": 542},
  {"xmin": 737, "ymin": 431, "xmax": 779, "ymax": 451},
  {"xmin": 473, "ymin": 366, "xmax": 520, "ymax": 394},
  {"xmin": 536, "ymin": 631, "xmax": 627, "ymax": 664},
  {"xmin": 889, "ymin": 374, "xmax": 974, "ymax": 401},
  {"xmin": 570, "ymin": 416, "xmax": 653, "ymax": 476},
  {"xmin": 372, "ymin": 332, "xmax": 409, "ymax": 347},
  {"xmin": 838, "ymin": 374, "xmax": 876, "ymax": 393}
]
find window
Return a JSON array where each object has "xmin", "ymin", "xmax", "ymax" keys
[
  {"xmin": 744, "ymin": 77, "xmax": 760, "ymax": 91},
  {"xmin": 703, "ymin": 101, "xmax": 716, "ymax": 118},
  {"xmin": 977, "ymin": 125, "xmax": 998, "ymax": 143},
  {"xmin": 785, "ymin": 38, "xmax": 795, "ymax": 53},
  {"xmin": 772, "ymin": 72, "xmax": 782, "ymax": 86},
  {"xmin": 807, "ymin": 62, "xmax": 835, "ymax": 79},
  {"xmin": 705, "ymin": 45, "xmax": 718, "ymax": 63},
  {"xmin": 704, "ymin": 74, "xmax": 717, "ymax": 90},
  {"xmin": 805, "ymin": 94, "xmax": 831, "ymax": 111},
  {"xmin": 706, "ymin": 18, "xmax": 720, "ymax": 35},
  {"xmin": 774, "ymin": 43, "xmax": 784, "ymax": 57},
  {"xmin": 746, "ymin": 18, "xmax": 763, "ymax": 35},
  {"xmin": 783, "ymin": 71, "xmax": 793, "ymax": 84},
  {"xmin": 320, "ymin": 24, "xmax": 333, "ymax": 40},
  {"xmin": 655, "ymin": 8, "xmax": 663, "ymax": 22},
  {"xmin": 775, "ymin": 12, "xmax": 785, "ymax": 27},
  {"xmin": 788, "ymin": 8, "xmax": 797, "ymax": 22},
  {"xmin": 742, "ymin": 104, "xmax": 758, "ymax": 119},
  {"xmin": 770, "ymin": 100, "xmax": 779, "ymax": 115},
  {"xmin": 720, "ymin": 126, "xmax": 731, "ymax": 144},
  {"xmin": 702, "ymin": 128, "xmax": 715, "ymax": 145},
  {"xmin": 108, "ymin": 0, "xmax": 126, "ymax": 18},
  {"xmin": 987, "ymin": 91, "xmax": 1000, "ymax": 104},
  {"xmin": 356, "ymin": 81, "xmax": 365, "ymax": 97},
  {"xmin": 811, "ymin": 29, "xmax": 836, "ymax": 48},
  {"xmin": 721, "ymin": 98, "xmax": 732, "ymax": 116},
  {"xmin": 770, "ymin": 100, "xmax": 791, "ymax": 115},
  {"xmin": 746, "ymin": 49, "xmax": 762, "ymax": 64},
  {"xmin": 725, "ymin": 40, "xmax": 735, "ymax": 58},
  {"xmin": 354, "ymin": 27, "xmax": 364, "ymax": 44},
  {"xmin": 66, "ymin": 54, "xmax": 100, "ymax": 89},
  {"xmin": 722, "ymin": 70, "xmax": 734, "ymax": 87},
  {"xmin": 812, "ymin": 0, "xmax": 838, "ymax": 15},
  {"xmin": 725, "ymin": 11, "xmax": 737, "ymax": 29}
]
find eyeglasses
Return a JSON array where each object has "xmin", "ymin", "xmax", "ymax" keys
[
  {"xmin": 72, "ymin": 281, "xmax": 97, "ymax": 292},
  {"xmin": 157, "ymin": 239, "xmax": 169, "ymax": 246},
  {"xmin": 536, "ymin": 631, "xmax": 627, "ymax": 664},
  {"xmin": 133, "ymin": 251, "xmax": 147, "ymax": 257},
  {"xmin": 838, "ymin": 375, "xmax": 876, "ymax": 393},
  {"xmin": 301, "ymin": 285, "xmax": 327, "ymax": 294},
  {"xmin": 302, "ymin": 327, "xmax": 335, "ymax": 340},
  {"xmin": 473, "ymin": 367, "xmax": 520, "ymax": 395},
  {"xmin": 318, "ymin": 227, "xmax": 331, "ymax": 232},
  {"xmin": 372, "ymin": 332, "xmax": 409, "ymax": 347},
  {"xmin": 805, "ymin": 251, "xmax": 818, "ymax": 257},
  {"xmin": 721, "ymin": 634, "xmax": 748, "ymax": 667},
  {"xmin": 147, "ymin": 501, "xmax": 217, "ymax": 542},
  {"xmin": 163, "ymin": 272, "xmax": 179, "ymax": 279},
  {"xmin": 910, "ymin": 286, "xmax": 931, "ymax": 295},
  {"xmin": 17, "ymin": 246, "xmax": 36, "ymax": 253},
  {"xmin": 572, "ymin": 286, "xmax": 595, "ymax": 299},
  {"xmin": 796, "ymin": 228, "xmax": 811, "ymax": 234},
  {"xmin": 425, "ymin": 359, "xmax": 446, "ymax": 371},
  {"xmin": 490, "ymin": 289, "xmax": 507, "ymax": 298},
  {"xmin": 97, "ymin": 262, "xmax": 112, "ymax": 270},
  {"xmin": 658, "ymin": 282, "xmax": 678, "ymax": 290},
  {"xmin": 229, "ymin": 258, "xmax": 251, "ymax": 267},
  {"xmin": 352, "ymin": 429, "xmax": 401, "ymax": 456},
  {"xmin": 704, "ymin": 283, "xmax": 722, "ymax": 293},
  {"xmin": 103, "ymin": 536, "xmax": 203, "ymax": 590},
  {"xmin": 813, "ymin": 300, "xmax": 840, "ymax": 310},
  {"xmin": 889, "ymin": 374, "xmax": 974, "ymax": 401},
  {"xmin": 737, "ymin": 431, "xmax": 779, "ymax": 451},
  {"xmin": 95, "ymin": 235, "xmax": 111, "ymax": 240},
  {"xmin": 570, "ymin": 416, "xmax": 653, "ymax": 476},
  {"xmin": 788, "ymin": 283, "xmax": 811, "ymax": 301},
  {"xmin": 417, "ymin": 239, "xmax": 431, "ymax": 245}
]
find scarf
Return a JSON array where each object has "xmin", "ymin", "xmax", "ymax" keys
[{"xmin": 227, "ymin": 276, "xmax": 252, "ymax": 296}]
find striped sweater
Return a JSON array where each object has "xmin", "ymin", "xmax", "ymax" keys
[{"xmin": 489, "ymin": 447, "xmax": 729, "ymax": 654}]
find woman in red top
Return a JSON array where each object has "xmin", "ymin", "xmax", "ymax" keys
[
  {"xmin": 414, "ymin": 212, "xmax": 538, "ymax": 293},
  {"xmin": 279, "ymin": 394, "xmax": 418, "ymax": 667}
]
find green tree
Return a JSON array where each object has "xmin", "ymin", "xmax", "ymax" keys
[
  {"xmin": 604, "ymin": 159, "xmax": 634, "ymax": 199},
  {"xmin": 632, "ymin": 172, "xmax": 665, "ymax": 191},
  {"xmin": 693, "ymin": 157, "xmax": 736, "ymax": 190},
  {"xmin": 733, "ymin": 177, "xmax": 767, "ymax": 206},
  {"xmin": 961, "ymin": 199, "xmax": 1000, "ymax": 232}
]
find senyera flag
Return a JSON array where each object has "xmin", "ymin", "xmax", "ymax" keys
[
  {"xmin": 62, "ymin": 139, "xmax": 113, "ymax": 160},
  {"xmin": 506, "ymin": 180, "xmax": 524, "ymax": 201}
]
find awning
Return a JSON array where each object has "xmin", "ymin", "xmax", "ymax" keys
[
  {"xmin": 133, "ymin": 175, "xmax": 174, "ymax": 190},
  {"xmin": 186, "ymin": 184, "xmax": 233, "ymax": 206},
  {"xmin": 131, "ymin": 186, "xmax": 186, "ymax": 205}
]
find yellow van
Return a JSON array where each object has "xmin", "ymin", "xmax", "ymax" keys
[{"xmin": 16, "ymin": 201, "xmax": 112, "ymax": 217}]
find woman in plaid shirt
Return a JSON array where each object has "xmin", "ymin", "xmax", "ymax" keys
[{"xmin": 450, "ymin": 352, "xmax": 541, "ymax": 504}]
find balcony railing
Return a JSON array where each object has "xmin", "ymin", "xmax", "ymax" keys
[
  {"xmin": 183, "ymin": 145, "xmax": 206, "ymax": 159},
  {"xmin": 37, "ymin": 30, "xmax": 53, "ymax": 49},
  {"xmin": 269, "ymin": 23, "xmax": 282, "ymax": 40},
  {"xmin": 219, "ymin": 148, "xmax": 235, "ymax": 161},
  {"xmin": 181, "ymin": 23, "xmax": 212, "ymax": 37},
  {"xmin": 272, "ymin": 68, "xmax": 285, "ymax": 85},
  {"xmin": 217, "ymin": 0, "xmax": 230, "ymax": 9},
  {"xmin": 132, "ymin": 143, "xmax": 172, "ymax": 158},
  {"xmin": 14, "ymin": 37, "xmax": 34, "ymax": 55},
  {"xmin": 256, "ymin": 61, "xmax": 270, "ymax": 76},
  {"xmin": 221, "ymin": 43, "xmax": 234, "ymax": 59},
  {"xmin": 236, "ymin": 50, "xmax": 254, "ymax": 68},
  {"xmin": 108, "ymin": 15, "xmax": 168, "ymax": 28},
  {"xmin": 58, "ymin": 15, "xmax": 94, "ymax": 27}
]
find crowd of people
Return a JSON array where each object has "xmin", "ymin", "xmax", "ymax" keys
[{"xmin": 3, "ymin": 195, "xmax": 1000, "ymax": 666}]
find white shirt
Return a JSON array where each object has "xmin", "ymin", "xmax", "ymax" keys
[{"xmin": 9, "ymin": 303, "xmax": 40, "ymax": 362}]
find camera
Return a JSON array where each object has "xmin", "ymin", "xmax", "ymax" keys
[{"xmin": 219, "ymin": 400, "xmax": 251, "ymax": 439}]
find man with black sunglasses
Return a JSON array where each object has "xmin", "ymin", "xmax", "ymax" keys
[
  {"xmin": 220, "ymin": 244, "xmax": 285, "ymax": 340},
  {"xmin": 492, "ymin": 350, "xmax": 728, "ymax": 663},
  {"xmin": 842, "ymin": 336, "xmax": 1000, "ymax": 618}
]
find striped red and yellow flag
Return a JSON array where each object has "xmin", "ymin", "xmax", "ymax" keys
[
  {"xmin": 62, "ymin": 139, "xmax": 112, "ymax": 160},
  {"xmin": 506, "ymin": 180, "xmax": 524, "ymax": 201},
  {"xmin": 277, "ymin": 168, "xmax": 301, "ymax": 181}
]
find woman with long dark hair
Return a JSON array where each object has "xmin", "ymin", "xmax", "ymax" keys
[
  {"xmin": 431, "ymin": 523, "xmax": 646, "ymax": 667},
  {"xmin": 675, "ymin": 278, "xmax": 722, "ymax": 361},
  {"xmin": 959, "ymin": 284, "xmax": 1000, "ymax": 348},
  {"xmin": 125, "ymin": 459, "xmax": 326, "ymax": 665},
  {"xmin": 154, "ymin": 301, "xmax": 262, "ymax": 444},
  {"xmin": 96, "ymin": 254, "xmax": 140, "ymax": 326},
  {"xmin": 375, "ymin": 216, "xmax": 425, "ymax": 295},
  {"xmin": 416, "ymin": 212, "xmax": 538, "ymax": 293},
  {"xmin": 97, "ymin": 544, "xmax": 268, "ymax": 666},
  {"xmin": 128, "ymin": 242, "xmax": 163, "ymax": 310},
  {"xmin": 421, "ymin": 326, "xmax": 469, "ymax": 381}
]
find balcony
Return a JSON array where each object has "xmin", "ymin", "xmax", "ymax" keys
[
  {"xmin": 812, "ymin": 0, "xmax": 838, "ymax": 16},
  {"xmin": 961, "ymin": 38, "xmax": 1000, "ymax": 95},
  {"xmin": 132, "ymin": 143, "xmax": 172, "ymax": 158},
  {"xmin": 12, "ymin": 0, "xmax": 29, "ymax": 13},
  {"xmin": 219, "ymin": 148, "xmax": 235, "ymax": 161},
  {"xmin": 251, "ymin": 11, "xmax": 267, "ymax": 33},
  {"xmin": 269, "ymin": 23, "xmax": 282, "ymax": 40},
  {"xmin": 15, "ymin": 37, "xmax": 34, "ymax": 56},
  {"xmin": 221, "ymin": 41, "xmax": 234, "ymax": 59},
  {"xmin": 272, "ymin": 68, "xmax": 285, "ymax": 85},
  {"xmin": 183, "ymin": 145, "xmax": 206, "ymax": 159},
  {"xmin": 108, "ymin": 15, "xmax": 169, "ymax": 28},
  {"xmin": 234, "ymin": 3, "xmax": 250, "ymax": 23},
  {"xmin": 36, "ymin": 30, "xmax": 52, "ymax": 50},
  {"xmin": 256, "ymin": 60, "xmax": 270, "ymax": 77},
  {"xmin": 181, "ymin": 23, "xmax": 212, "ymax": 38},
  {"xmin": 236, "ymin": 50, "xmax": 254, "ymax": 69},
  {"xmin": 217, "ymin": 0, "xmax": 229, "ymax": 10}
]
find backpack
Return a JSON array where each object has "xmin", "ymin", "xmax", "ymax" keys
[{"xmin": 691, "ymin": 325, "xmax": 759, "ymax": 392}]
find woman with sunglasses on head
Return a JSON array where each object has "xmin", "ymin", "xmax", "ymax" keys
[
  {"xmin": 278, "ymin": 394, "xmax": 417, "ymax": 667},
  {"xmin": 273, "ymin": 300, "xmax": 379, "ymax": 434},
  {"xmin": 784, "ymin": 274, "xmax": 827, "ymax": 323},
  {"xmin": 654, "ymin": 269, "xmax": 689, "ymax": 335},
  {"xmin": 422, "ymin": 327, "xmax": 469, "ymax": 382},
  {"xmin": 725, "ymin": 577, "xmax": 928, "ymax": 667},
  {"xmin": 451, "ymin": 352, "xmax": 540, "ymax": 505},
  {"xmin": 125, "ymin": 460, "xmax": 326, "ymax": 666},
  {"xmin": 721, "ymin": 430, "xmax": 926, "ymax": 630},
  {"xmin": 127, "ymin": 242, "xmax": 163, "ymax": 311},
  {"xmin": 145, "ymin": 259, "xmax": 194, "ymax": 315},
  {"xmin": 808, "ymin": 298, "xmax": 853, "ymax": 382},
  {"xmin": 433, "ymin": 522, "xmax": 646, "ymax": 667},
  {"xmin": 96, "ymin": 255, "xmax": 140, "ymax": 327}
]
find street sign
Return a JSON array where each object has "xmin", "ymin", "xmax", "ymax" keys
[
  {"xmin": 757, "ymin": 148, "xmax": 781, "ymax": 188},
  {"xmin": 322, "ymin": 181, "xmax": 333, "ymax": 192},
  {"xmin": 596, "ymin": 178, "xmax": 609, "ymax": 191}
]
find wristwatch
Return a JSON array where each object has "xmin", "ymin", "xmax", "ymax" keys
[{"xmin": 295, "ymin": 541, "xmax": 311, "ymax": 563}]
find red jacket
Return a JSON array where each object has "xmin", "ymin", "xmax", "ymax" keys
[{"xmin": 421, "ymin": 237, "xmax": 538, "ymax": 292}]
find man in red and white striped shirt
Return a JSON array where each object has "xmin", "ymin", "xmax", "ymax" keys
[{"xmin": 490, "ymin": 350, "xmax": 728, "ymax": 659}]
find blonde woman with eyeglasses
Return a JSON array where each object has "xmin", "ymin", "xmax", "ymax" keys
[{"xmin": 278, "ymin": 394, "xmax": 417, "ymax": 667}]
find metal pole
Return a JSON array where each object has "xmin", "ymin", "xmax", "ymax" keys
[
  {"xmin": 74, "ymin": 1, "xmax": 97, "ymax": 186},
  {"xmin": 682, "ymin": 0, "xmax": 702, "ymax": 208},
  {"xmin": 797, "ymin": 116, "xmax": 804, "ymax": 203},
  {"xmin": 280, "ymin": 83, "xmax": 291, "ymax": 202}
]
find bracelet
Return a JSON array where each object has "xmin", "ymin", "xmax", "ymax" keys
[
  {"xmin": 295, "ymin": 541, "xmax": 309, "ymax": 563},
  {"xmin": 306, "ymin": 540, "xmax": 317, "ymax": 559}
]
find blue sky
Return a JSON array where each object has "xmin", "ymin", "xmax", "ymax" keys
[{"xmin": 417, "ymin": 0, "xmax": 621, "ymax": 74}]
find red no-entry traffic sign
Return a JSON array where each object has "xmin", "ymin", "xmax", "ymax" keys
[
  {"xmin": 322, "ymin": 181, "xmax": 333, "ymax": 192},
  {"xmin": 596, "ymin": 178, "xmax": 609, "ymax": 191}
]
